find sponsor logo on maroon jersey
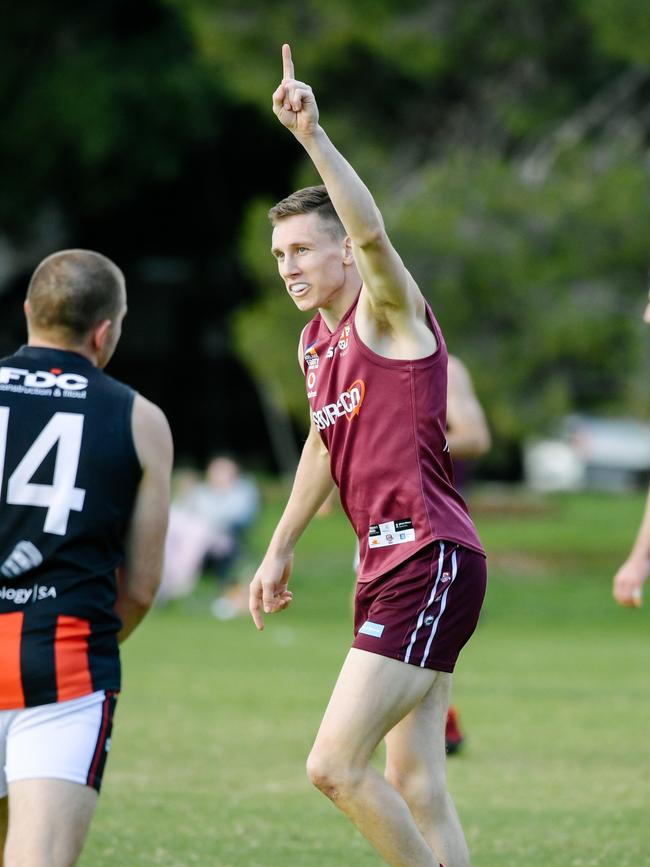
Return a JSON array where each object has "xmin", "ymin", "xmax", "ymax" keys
[
  {"xmin": 304, "ymin": 344, "xmax": 319, "ymax": 369},
  {"xmin": 312, "ymin": 379, "xmax": 365, "ymax": 430},
  {"xmin": 337, "ymin": 325, "xmax": 351, "ymax": 352}
]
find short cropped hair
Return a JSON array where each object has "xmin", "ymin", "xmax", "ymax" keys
[
  {"xmin": 268, "ymin": 185, "xmax": 346, "ymax": 239},
  {"xmin": 26, "ymin": 249, "xmax": 125, "ymax": 341}
]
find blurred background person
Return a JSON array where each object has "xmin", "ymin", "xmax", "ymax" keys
[
  {"xmin": 197, "ymin": 456, "xmax": 260, "ymax": 618},
  {"xmin": 612, "ymin": 287, "xmax": 650, "ymax": 608},
  {"xmin": 444, "ymin": 355, "xmax": 491, "ymax": 754},
  {"xmin": 158, "ymin": 456, "xmax": 260, "ymax": 617},
  {"xmin": 157, "ymin": 467, "xmax": 213, "ymax": 604},
  {"xmin": 446, "ymin": 355, "xmax": 492, "ymax": 489},
  {"xmin": 194, "ymin": 456, "xmax": 260, "ymax": 578}
]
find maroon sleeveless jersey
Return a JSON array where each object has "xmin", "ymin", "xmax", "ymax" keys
[{"xmin": 302, "ymin": 293, "xmax": 484, "ymax": 581}]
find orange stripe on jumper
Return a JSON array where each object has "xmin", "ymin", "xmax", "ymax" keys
[
  {"xmin": 0, "ymin": 612, "xmax": 26, "ymax": 709},
  {"xmin": 55, "ymin": 615, "xmax": 93, "ymax": 702}
]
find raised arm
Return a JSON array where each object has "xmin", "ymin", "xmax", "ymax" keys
[
  {"xmin": 273, "ymin": 44, "xmax": 424, "ymax": 324},
  {"xmin": 613, "ymin": 485, "xmax": 650, "ymax": 608},
  {"xmin": 115, "ymin": 394, "xmax": 173, "ymax": 641}
]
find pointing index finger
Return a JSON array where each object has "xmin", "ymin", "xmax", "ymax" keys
[{"xmin": 282, "ymin": 43, "xmax": 294, "ymax": 81}]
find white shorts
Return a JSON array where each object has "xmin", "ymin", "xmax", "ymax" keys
[{"xmin": 0, "ymin": 690, "xmax": 117, "ymax": 797}]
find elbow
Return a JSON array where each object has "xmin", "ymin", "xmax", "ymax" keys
[
  {"xmin": 475, "ymin": 429, "xmax": 492, "ymax": 457},
  {"xmin": 352, "ymin": 225, "xmax": 387, "ymax": 251},
  {"xmin": 123, "ymin": 580, "xmax": 160, "ymax": 613}
]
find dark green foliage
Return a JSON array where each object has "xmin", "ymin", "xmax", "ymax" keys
[
  {"xmin": 2, "ymin": 1, "xmax": 648, "ymax": 472},
  {"xmin": 0, "ymin": 0, "xmax": 225, "ymax": 233},
  {"xmin": 214, "ymin": 0, "xmax": 649, "ymax": 471}
]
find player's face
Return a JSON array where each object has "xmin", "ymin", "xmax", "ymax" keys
[
  {"xmin": 271, "ymin": 213, "xmax": 349, "ymax": 312},
  {"xmin": 644, "ymin": 288, "xmax": 650, "ymax": 325}
]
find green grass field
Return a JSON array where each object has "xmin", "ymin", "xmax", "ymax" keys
[{"xmin": 81, "ymin": 488, "xmax": 650, "ymax": 867}]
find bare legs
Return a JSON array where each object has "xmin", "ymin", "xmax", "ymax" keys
[
  {"xmin": 3, "ymin": 779, "xmax": 97, "ymax": 867},
  {"xmin": 385, "ymin": 678, "xmax": 469, "ymax": 866},
  {"xmin": 307, "ymin": 648, "xmax": 469, "ymax": 867}
]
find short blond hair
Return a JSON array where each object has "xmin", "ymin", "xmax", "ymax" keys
[{"xmin": 269, "ymin": 185, "xmax": 345, "ymax": 239}]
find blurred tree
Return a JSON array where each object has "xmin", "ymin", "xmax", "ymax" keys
[
  {"xmin": 203, "ymin": 0, "xmax": 650, "ymax": 475},
  {"xmin": 2, "ymin": 0, "xmax": 648, "ymax": 475},
  {"xmin": 0, "ymin": 0, "xmax": 226, "ymax": 234},
  {"xmin": 0, "ymin": 0, "xmax": 302, "ymax": 468},
  {"xmin": 578, "ymin": 0, "xmax": 650, "ymax": 67}
]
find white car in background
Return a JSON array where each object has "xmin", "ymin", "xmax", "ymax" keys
[{"xmin": 524, "ymin": 414, "xmax": 650, "ymax": 492}]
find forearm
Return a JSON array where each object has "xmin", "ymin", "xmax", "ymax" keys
[
  {"xmin": 269, "ymin": 430, "xmax": 334, "ymax": 554},
  {"xmin": 115, "ymin": 594, "xmax": 153, "ymax": 643},
  {"xmin": 297, "ymin": 126, "xmax": 383, "ymax": 245},
  {"xmin": 627, "ymin": 487, "xmax": 650, "ymax": 564},
  {"xmin": 447, "ymin": 427, "xmax": 491, "ymax": 460},
  {"xmin": 114, "ymin": 553, "xmax": 163, "ymax": 644}
]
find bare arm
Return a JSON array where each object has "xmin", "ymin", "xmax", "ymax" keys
[
  {"xmin": 273, "ymin": 44, "xmax": 426, "ymax": 327},
  {"xmin": 115, "ymin": 394, "xmax": 173, "ymax": 642},
  {"xmin": 446, "ymin": 355, "xmax": 491, "ymax": 459},
  {"xmin": 249, "ymin": 418, "xmax": 334, "ymax": 630},
  {"xmin": 613, "ymin": 485, "xmax": 650, "ymax": 608}
]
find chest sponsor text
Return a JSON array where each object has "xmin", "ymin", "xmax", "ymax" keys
[{"xmin": 312, "ymin": 380, "xmax": 365, "ymax": 430}]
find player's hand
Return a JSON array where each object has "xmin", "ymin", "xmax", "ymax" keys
[
  {"xmin": 249, "ymin": 551, "xmax": 294, "ymax": 630},
  {"xmin": 612, "ymin": 557, "xmax": 648, "ymax": 607},
  {"xmin": 272, "ymin": 43, "xmax": 319, "ymax": 137}
]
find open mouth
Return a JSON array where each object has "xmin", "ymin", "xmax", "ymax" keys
[{"xmin": 289, "ymin": 283, "xmax": 310, "ymax": 296}]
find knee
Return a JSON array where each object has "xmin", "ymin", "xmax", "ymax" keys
[
  {"xmin": 385, "ymin": 763, "xmax": 447, "ymax": 811},
  {"xmin": 306, "ymin": 746, "xmax": 362, "ymax": 802}
]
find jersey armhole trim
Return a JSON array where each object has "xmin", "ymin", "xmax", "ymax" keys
[
  {"xmin": 124, "ymin": 390, "xmax": 143, "ymax": 480},
  {"xmin": 350, "ymin": 309, "xmax": 444, "ymax": 371}
]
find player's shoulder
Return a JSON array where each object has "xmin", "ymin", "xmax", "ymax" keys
[
  {"xmin": 298, "ymin": 323, "xmax": 311, "ymax": 361},
  {"xmin": 94, "ymin": 365, "xmax": 136, "ymax": 396},
  {"xmin": 0, "ymin": 350, "xmax": 18, "ymax": 365},
  {"xmin": 298, "ymin": 315, "xmax": 322, "ymax": 365},
  {"xmin": 132, "ymin": 393, "xmax": 171, "ymax": 436},
  {"xmin": 131, "ymin": 394, "xmax": 173, "ymax": 468}
]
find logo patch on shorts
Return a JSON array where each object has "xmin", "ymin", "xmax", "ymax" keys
[{"xmin": 358, "ymin": 620, "xmax": 385, "ymax": 638}]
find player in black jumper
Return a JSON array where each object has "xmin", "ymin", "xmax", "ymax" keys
[{"xmin": 0, "ymin": 249, "xmax": 172, "ymax": 867}]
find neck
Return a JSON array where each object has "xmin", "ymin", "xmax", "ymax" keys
[
  {"xmin": 319, "ymin": 280, "xmax": 362, "ymax": 332},
  {"xmin": 27, "ymin": 335, "xmax": 97, "ymax": 366}
]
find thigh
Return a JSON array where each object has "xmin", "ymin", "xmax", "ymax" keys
[
  {"xmin": 384, "ymin": 670, "xmax": 452, "ymax": 778},
  {"xmin": 6, "ymin": 778, "xmax": 97, "ymax": 867},
  {"xmin": 5, "ymin": 691, "xmax": 116, "ymax": 794},
  {"xmin": 312, "ymin": 647, "xmax": 441, "ymax": 765}
]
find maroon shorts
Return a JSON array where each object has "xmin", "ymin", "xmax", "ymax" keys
[{"xmin": 352, "ymin": 541, "xmax": 487, "ymax": 673}]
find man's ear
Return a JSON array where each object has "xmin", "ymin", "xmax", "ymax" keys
[
  {"xmin": 92, "ymin": 318, "xmax": 113, "ymax": 352},
  {"xmin": 342, "ymin": 235, "xmax": 355, "ymax": 265}
]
